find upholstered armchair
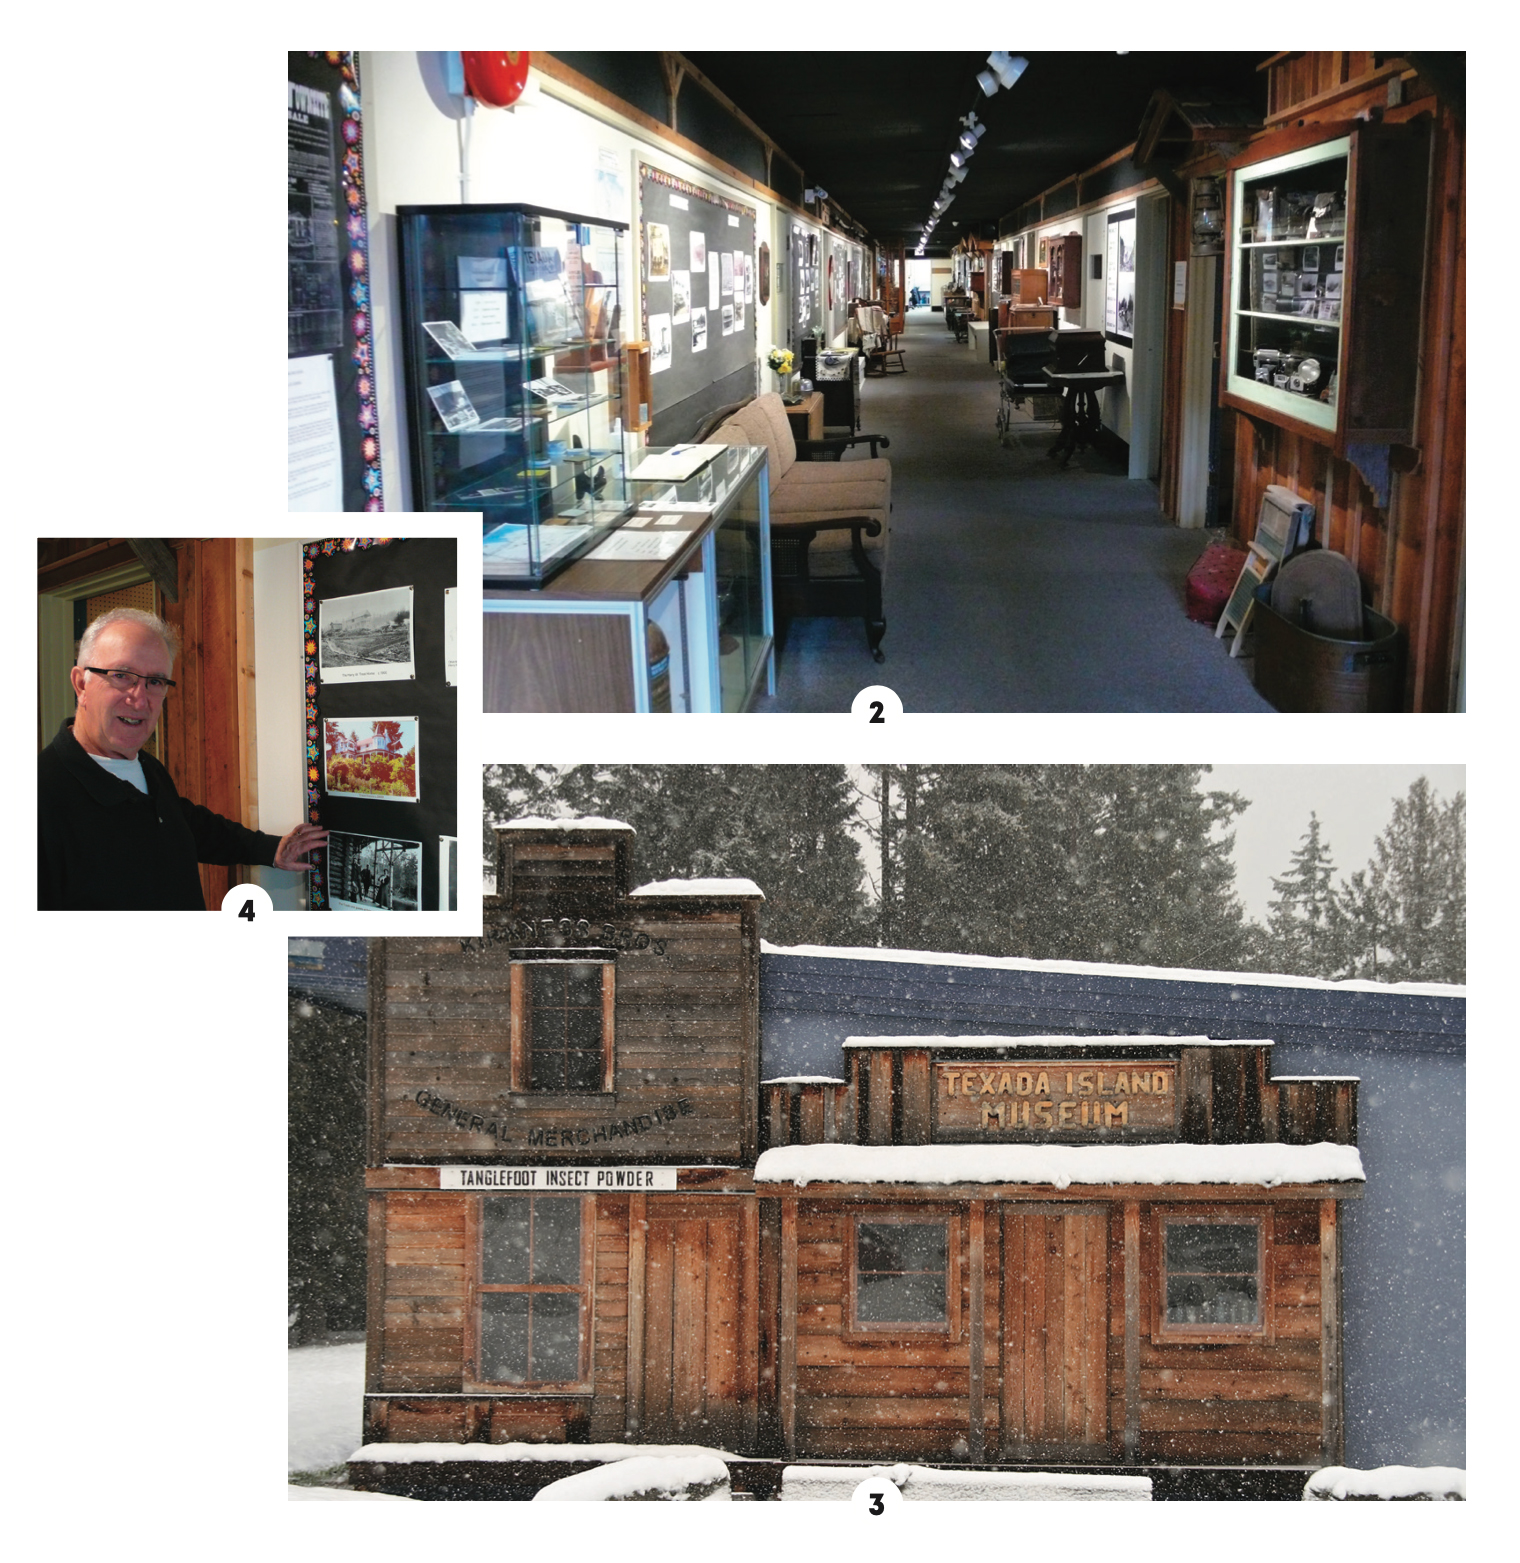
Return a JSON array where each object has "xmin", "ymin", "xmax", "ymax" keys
[{"xmin": 704, "ymin": 393, "xmax": 891, "ymax": 661}]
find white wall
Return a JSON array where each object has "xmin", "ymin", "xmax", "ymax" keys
[
  {"xmin": 251, "ymin": 539, "xmax": 309, "ymax": 909},
  {"xmin": 362, "ymin": 52, "xmax": 781, "ymax": 505}
]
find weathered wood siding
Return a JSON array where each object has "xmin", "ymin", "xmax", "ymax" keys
[
  {"xmin": 373, "ymin": 917, "xmax": 756, "ymax": 1163},
  {"xmin": 1116, "ymin": 1200, "xmax": 1324, "ymax": 1463}
]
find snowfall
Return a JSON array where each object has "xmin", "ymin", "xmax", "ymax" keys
[{"xmin": 290, "ymin": 1340, "xmax": 1463, "ymax": 1508}]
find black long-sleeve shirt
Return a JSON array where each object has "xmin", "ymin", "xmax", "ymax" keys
[{"xmin": 39, "ymin": 720, "xmax": 281, "ymax": 910}]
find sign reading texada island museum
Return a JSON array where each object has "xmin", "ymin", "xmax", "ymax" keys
[
  {"xmin": 439, "ymin": 1165, "xmax": 678, "ymax": 1190},
  {"xmin": 937, "ymin": 1060, "xmax": 1179, "ymax": 1134}
]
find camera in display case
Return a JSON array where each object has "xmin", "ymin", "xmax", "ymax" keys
[
  {"xmin": 396, "ymin": 203, "xmax": 634, "ymax": 587},
  {"xmin": 1222, "ymin": 122, "xmax": 1429, "ymax": 451}
]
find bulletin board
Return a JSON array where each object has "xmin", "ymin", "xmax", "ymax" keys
[
  {"xmin": 286, "ymin": 52, "xmax": 383, "ymax": 512},
  {"xmin": 303, "ymin": 538, "xmax": 458, "ymax": 911},
  {"xmin": 639, "ymin": 163, "xmax": 757, "ymax": 443},
  {"xmin": 789, "ymin": 219, "xmax": 822, "ymax": 351}
]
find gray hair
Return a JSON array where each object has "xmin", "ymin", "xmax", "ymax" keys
[{"xmin": 77, "ymin": 607, "xmax": 180, "ymax": 668}]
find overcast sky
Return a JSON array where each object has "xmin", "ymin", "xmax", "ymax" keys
[{"xmin": 1204, "ymin": 765, "xmax": 1465, "ymax": 921}]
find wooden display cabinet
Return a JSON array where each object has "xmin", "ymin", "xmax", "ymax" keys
[
  {"xmin": 1045, "ymin": 233, "xmax": 1083, "ymax": 308},
  {"xmin": 1220, "ymin": 121, "xmax": 1430, "ymax": 453}
]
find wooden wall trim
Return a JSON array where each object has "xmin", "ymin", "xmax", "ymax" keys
[
  {"xmin": 1123, "ymin": 1199, "xmax": 1141, "ymax": 1461},
  {"xmin": 999, "ymin": 1207, "xmax": 1025, "ymax": 1456},
  {"xmin": 779, "ymin": 1197, "xmax": 798, "ymax": 1456},
  {"xmin": 365, "ymin": 1191, "xmax": 387, "ymax": 1394},
  {"xmin": 968, "ymin": 1201, "xmax": 986, "ymax": 1460},
  {"xmin": 741, "ymin": 1195, "xmax": 760, "ymax": 1446},
  {"xmin": 625, "ymin": 1191, "xmax": 647, "ymax": 1437},
  {"xmin": 1320, "ymin": 1198, "xmax": 1344, "ymax": 1465}
]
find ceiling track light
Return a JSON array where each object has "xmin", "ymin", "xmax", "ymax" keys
[{"xmin": 978, "ymin": 51, "xmax": 1028, "ymax": 95}]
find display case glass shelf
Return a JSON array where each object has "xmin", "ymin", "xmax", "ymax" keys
[
  {"xmin": 1221, "ymin": 123, "xmax": 1429, "ymax": 453},
  {"xmin": 397, "ymin": 203, "xmax": 632, "ymax": 587},
  {"xmin": 483, "ymin": 444, "xmax": 773, "ymax": 714}
]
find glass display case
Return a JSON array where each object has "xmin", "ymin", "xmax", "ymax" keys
[
  {"xmin": 396, "ymin": 203, "xmax": 632, "ymax": 587},
  {"xmin": 483, "ymin": 443, "xmax": 773, "ymax": 713},
  {"xmin": 1222, "ymin": 123, "xmax": 1429, "ymax": 452}
]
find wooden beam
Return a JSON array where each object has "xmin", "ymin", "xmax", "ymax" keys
[
  {"xmin": 1123, "ymin": 1200, "xmax": 1141, "ymax": 1461},
  {"xmin": 741, "ymin": 1195, "xmax": 760, "ymax": 1446},
  {"xmin": 968, "ymin": 1201, "xmax": 985, "ymax": 1460},
  {"xmin": 779, "ymin": 1198, "xmax": 798, "ymax": 1456},
  {"xmin": 365, "ymin": 1191, "xmax": 387, "ymax": 1394},
  {"xmin": 366, "ymin": 940, "xmax": 387, "ymax": 1167},
  {"xmin": 1320, "ymin": 1199, "xmax": 1344, "ymax": 1465},
  {"xmin": 626, "ymin": 1192, "xmax": 648, "ymax": 1439},
  {"xmin": 126, "ymin": 539, "xmax": 180, "ymax": 602}
]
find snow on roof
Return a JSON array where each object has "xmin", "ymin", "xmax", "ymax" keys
[
  {"xmin": 350, "ymin": 1441, "xmax": 743, "ymax": 1464},
  {"xmin": 1273, "ymin": 1075, "xmax": 1361, "ymax": 1083},
  {"xmin": 844, "ymin": 1034, "xmax": 1271, "ymax": 1050},
  {"xmin": 499, "ymin": 816, "xmax": 633, "ymax": 831},
  {"xmin": 762, "ymin": 941, "xmax": 1465, "ymax": 996},
  {"xmin": 629, "ymin": 877, "xmax": 765, "ymax": 898},
  {"xmin": 762, "ymin": 1075, "xmax": 846, "ymax": 1086},
  {"xmin": 781, "ymin": 1464, "xmax": 1150, "ymax": 1501},
  {"xmin": 753, "ymin": 1141, "xmax": 1365, "ymax": 1189},
  {"xmin": 534, "ymin": 1454, "xmax": 729, "ymax": 1502},
  {"xmin": 1303, "ymin": 1466, "xmax": 1465, "ymax": 1502}
]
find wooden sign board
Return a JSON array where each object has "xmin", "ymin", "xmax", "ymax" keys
[{"xmin": 936, "ymin": 1059, "xmax": 1179, "ymax": 1136}]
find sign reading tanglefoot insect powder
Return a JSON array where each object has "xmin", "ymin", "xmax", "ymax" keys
[
  {"xmin": 439, "ymin": 1166, "xmax": 679, "ymax": 1190},
  {"xmin": 937, "ymin": 1060, "xmax": 1179, "ymax": 1135}
]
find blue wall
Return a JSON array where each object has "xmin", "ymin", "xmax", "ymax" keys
[{"xmin": 760, "ymin": 949, "xmax": 1465, "ymax": 1469}]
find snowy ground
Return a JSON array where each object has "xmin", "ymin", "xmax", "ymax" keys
[{"xmin": 289, "ymin": 1340, "xmax": 365, "ymax": 1476}]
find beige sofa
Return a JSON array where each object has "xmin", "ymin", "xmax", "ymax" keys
[{"xmin": 705, "ymin": 392, "xmax": 891, "ymax": 660}]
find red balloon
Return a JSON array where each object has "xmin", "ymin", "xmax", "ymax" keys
[{"xmin": 461, "ymin": 51, "xmax": 530, "ymax": 108}]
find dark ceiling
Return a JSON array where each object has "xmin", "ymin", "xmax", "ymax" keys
[{"xmin": 685, "ymin": 52, "xmax": 1271, "ymax": 250}]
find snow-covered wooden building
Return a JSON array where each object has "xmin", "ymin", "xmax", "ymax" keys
[{"xmin": 355, "ymin": 821, "xmax": 1460, "ymax": 1497}]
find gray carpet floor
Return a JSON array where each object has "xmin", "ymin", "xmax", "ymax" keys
[{"xmin": 756, "ymin": 309, "xmax": 1271, "ymax": 713}]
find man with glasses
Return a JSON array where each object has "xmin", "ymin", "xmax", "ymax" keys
[{"xmin": 39, "ymin": 607, "xmax": 327, "ymax": 909}]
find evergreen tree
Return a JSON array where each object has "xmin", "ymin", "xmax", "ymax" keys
[
  {"xmin": 1355, "ymin": 779, "xmax": 1466, "ymax": 983},
  {"xmin": 1262, "ymin": 812, "xmax": 1342, "ymax": 978},
  {"xmin": 482, "ymin": 764, "xmax": 871, "ymax": 946},
  {"xmin": 883, "ymin": 765, "xmax": 1251, "ymax": 969}
]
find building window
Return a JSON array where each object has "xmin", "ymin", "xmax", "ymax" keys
[
  {"xmin": 472, "ymin": 1195, "xmax": 590, "ymax": 1386},
  {"xmin": 847, "ymin": 1212, "xmax": 961, "ymax": 1336},
  {"xmin": 1161, "ymin": 1215, "xmax": 1265, "ymax": 1335},
  {"xmin": 509, "ymin": 958, "xmax": 615, "ymax": 1094}
]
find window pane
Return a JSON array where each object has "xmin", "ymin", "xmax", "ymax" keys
[
  {"xmin": 1166, "ymin": 1273, "xmax": 1260, "ymax": 1326},
  {"xmin": 530, "ymin": 965, "xmax": 565, "ymax": 1004},
  {"xmin": 482, "ymin": 1198, "xmax": 531, "ymax": 1284},
  {"xmin": 563, "ymin": 1047, "xmax": 603, "ymax": 1093},
  {"xmin": 480, "ymin": 1291, "xmax": 529, "ymax": 1381},
  {"xmin": 529, "ymin": 1047, "xmax": 566, "ymax": 1092},
  {"xmin": 564, "ymin": 1007, "xmax": 601, "ymax": 1051},
  {"xmin": 564, "ymin": 963, "xmax": 601, "ymax": 1004},
  {"xmin": 532, "ymin": 1199, "xmax": 582, "ymax": 1284},
  {"xmin": 531, "ymin": 1293, "xmax": 582, "ymax": 1382},
  {"xmin": 858, "ymin": 1221, "xmax": 947, "ymax": 1275},
  {"xmin": 857, "ymin": 1271, "xmax": 947, "ymax": 1325},
  {"xmin": 1166, "ymin": 1223, "xmax": 1257, "ymax": 1273}
]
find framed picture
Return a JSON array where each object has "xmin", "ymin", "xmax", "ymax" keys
[
  {"xmin": 326, "ymin": 831, "xmax": 422, "ymax": 911},
  {"xmin": 1105, "ymin": 207, "xmax": 1137, "ymax": 346},
  {"xmin": 1037, "ymin": 236, "xmax": 1048, "ymax": 267},
  {"xmin": 323, "ymin": 716, "xmax": 420, "ymax": 802},
  {"xmin": 319, "ymin": 585, "xmax": 415, "ymax": 683}
]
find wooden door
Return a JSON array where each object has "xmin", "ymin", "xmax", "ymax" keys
[
  {"xmin": 1000, "ymin": 1206, "xmax": 1110, "ymax": 1458},
  {"xmin": 641, "ymin": 1204, "xmax": 745, "ymax": 1445}
]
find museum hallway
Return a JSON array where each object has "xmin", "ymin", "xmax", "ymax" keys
[{"xmin": 758, "ymin": 309, "xmax": 1272, "ymax": 714}]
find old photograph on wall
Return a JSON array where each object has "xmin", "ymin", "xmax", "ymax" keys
[
  {"xmin": 325, "ymin": 830, "xmax": 422, "ymax": 910},
  {"xmin": 323, "ymin": 716, "xmax": 419, "ymax": 802},
  {"xmin": 318, "ymin": 584, "xmax": 415, "ymax": 683}
]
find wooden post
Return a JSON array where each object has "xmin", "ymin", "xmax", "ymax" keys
[
  {"xmin": 741, "ymin": 1195, "xmax": 760, "ymax": 1446},
  {"xmin": 868, "ymin": 1050, "xmax": 893, "ymax": 1144},
  {"xmin": 625, "ymin": 1192, "xmax": 647, "ymax": 1438},
  {"xmin": 1123, "ymin": 1200, "xmax": 1141, "ymax": 1462},
  {"xmin": 968, "ymin": 1201, "xmax": 985, "ymax": 1460},
  {"xmin": 364, "ymin": 1191, "xmax": 387, "ymax": 1396},
  {"xmin": 900, "ymin": 1050, "xmax": 932, "ymax": 1143},
  {"xmin": 1320, "ymin": 1199, "xmax": 1344, "ymax": 1465},
  {"xmin": 779, "ymin": 1198, "xmax": 798, "ymax": 1456}
]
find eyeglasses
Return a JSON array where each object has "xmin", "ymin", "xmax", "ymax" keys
[{"xmin": 84, "ymin": 667, "xmax": 176, "ymax": 694}]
